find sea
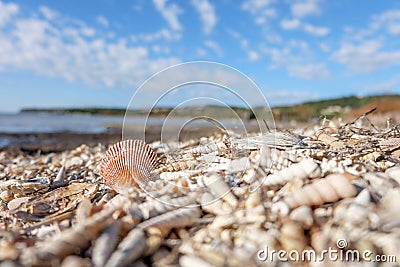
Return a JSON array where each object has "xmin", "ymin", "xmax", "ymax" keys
[{"xmin": 0, "ymin": 112, "xmax": 244, "ymax": 148}]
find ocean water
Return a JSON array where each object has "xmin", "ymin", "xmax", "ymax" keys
[
  {"xmin": 0, "ymin": 112, "xmax": 242, "ymax": 134},
  {"xmin": 0, "ymin": 113, "xmax": 249, "ymax": 148},
  {"xmin": 0, "ymin": 113, "xmax": 125, "ymax": 134}
]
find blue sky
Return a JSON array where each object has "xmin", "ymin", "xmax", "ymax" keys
[{"xmin": 0, "ymin": 0, "xmax": 400, "ymax": 112}]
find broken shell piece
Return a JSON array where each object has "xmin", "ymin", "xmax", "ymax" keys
[
  {"xmin": 203, "ymin": 174, "xmax": 238, "ymax": 208},
  {"xmin": 7, "ymin": 196, "xmax": 30, "ymax": 211},
  {"xmin": 379, "ymin": 138, "xmax": 400, "ymax": 147},
  {"xmin": 386, "ymin": 166, "xmax": 400, "ymax": 184},
  {"xmin": 201, "ymin": 192, "xmax": 233, "ymax": 215},
  {"xmin": 280, "ymin": 221, "xmax": 307, "ymax": 254},
  {"xmin": 289, "ymin": 206, "xmax": 314, "ymax": 229}
]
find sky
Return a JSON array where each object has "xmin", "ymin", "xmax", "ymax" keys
[{"xmin": 1, "ymin": 0, "xmax": 400, "ymax": 112}]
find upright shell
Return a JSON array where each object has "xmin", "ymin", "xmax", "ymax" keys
[{"xmin": 100, "ymin": 140, "xmax": 158, "ymax": 193}]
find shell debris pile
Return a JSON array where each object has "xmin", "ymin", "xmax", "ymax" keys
[{"xmin": 0, "ymin": 116, "xmax": 400, "ymax": 266}]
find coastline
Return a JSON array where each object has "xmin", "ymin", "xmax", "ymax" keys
[{"xmin": 0, "ymin": 125, "xmax": 233, "ymax": 153}]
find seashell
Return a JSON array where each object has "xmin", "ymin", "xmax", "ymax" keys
[
  {"xmin": 316, "ymin": 132, "xmax": 339, "ymax": 145},
  {"xmin": 92, "ymin": 221, "xmax": 122, "ymax": 267},
  {"xmin": 385, "ymin": 166, "xmax": 400, "ymax": 184},
  {"xmin": 183, "ymin": 141, "xmax": 228, "ymax": 156},
  {"xmin": 190, "ymin": 243, "xmax": 247, "ymax": 267},
  {"xmin": 61, "ymin": 255, "xmax": 91, "ymax": 267},
  {"xmin": 0, "ymin": 189, "xmax": 14, "ymax": 202},
  {"xmin": 126, "ymin": 192, "xmax": 198, "ymax": 222},
  {"xmin": 365, "ymin": 232, "xmax": 400, "ymax": 264},
  {"xmin": 75, "ymin": 198, "xmax": 93, "ymax": 225},
  {"xmin": 377, "ymin": 189, "xmax": 400, "ymax": 231},
  {"xmin": 282, "ymin": 174, "xmax": 357, "ymax": 209},
  {"xmin": 310, "ymin": 229, "xmax": 329, "ymax": 252},
  {"xmin": 52, "ymin": 165, "xmax": 67, "ymax": 188},
  {"xmin": 379, "ymin": 137, "xmax": 400, "ymax": 147},
  {"xmin": 289, "ymin": 206, "xmax": 314, "ymax": 229},
  {"xmin": 280, "ymin": 221, "xmax": 307, "ymax": 254},
  {"xmin": 202, "ymin": 174, "xmax": 238, "ymax": 208},
  {"xmin": 226, "ymin": 157, "xmax": 251, "ymax": 174},
  {"xmin": 159, "ymin": 171, "xmax": 191, "ymax": 181},
  {"xmin": 209, "ymin": 214, "xmax": 237, "ymax": 231},
  {"xmin": 261, "ymin": 146, "xmax": 301, "ymax": 171},
  {"xmin": 154, "ymin": 159, "xmax": 199, "ymax": 173},
  {"xmin": 245, "ymin": 191, "xmax": 262, "ymax": 209},
  {"xmin": 137, "ymin": 207, "xmax": 201, "ymax": 231},
  {"xmin": 7, "ymin": 196, "xmax": 30, "ymax": 211},
  {"xmin": 200, "ymin": 192, "xmax": 233, "ymax": 215},
  {"xmin": 233, "ymin": 131, "xmax": 307, "ymax": 150},
  {"xmin": 151, "ymin": 247, "xmax": 177, "ymax": 266},
  {"xmin": 262, "ymin": 158, "xmax": 321, "ymax": 187},
  {"xmin": 105, "ymin": 228, "xmax": 147, "ymax": 267},
  {"xmin": 0, "ymin": 178, "xmax": 50, "ymax": 197},
  {"xmin": 65, "ymin": 156, "xmax": 83, "ymax": 168},
  {"xmin": 20, "ymin": 202, "xmax": 121, "ymax": 266},
  {"xmin": 0, "ymin": 241, "xmax": 19, "ymax": 261},
  {"xmin": 100, "ymin": 140, "xmax": 158, "ymax": 192},
  {"xmin": 0, "ymin": 200, "xmax": 7, "ymax": 212},
  {"xmin": 363, "ymin": 172, "xmax": 398, "ymax": 196},
  {"xmin": 180, "ymin": 255, "xmax": 215, "ymax": 267}
]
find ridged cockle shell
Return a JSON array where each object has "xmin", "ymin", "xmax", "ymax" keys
[{"xmin": 100, "ymin": 140, "xmax": 158, "ymax": 193}]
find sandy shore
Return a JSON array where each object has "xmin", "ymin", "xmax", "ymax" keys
[{"xmin": 0, "ymin": 125, "xmax": 229, "ymax": 153}]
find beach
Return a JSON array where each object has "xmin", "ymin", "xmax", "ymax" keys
[{"xmin": 0, "ymin": 113, "xmax": 399, "ymax": 266}]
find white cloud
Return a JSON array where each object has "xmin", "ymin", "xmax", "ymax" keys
[
  {"xmin": 319, "ymin": 42, "xmax": 331, "ymax": 52},
  {"xmin": 204, "ymin": 40, "xmax": 223, "ymax": 57},
  {"xmin": 242, "ymin": 0, "xmax": 274, "ymax": 12},
  {"xmin": 39, "ymin": 6, "xmax": 57, "ymax": 20},
  {"xmin": 152, "ymin": 45, "xmax": 170, "ymax": 54},
  {"xmin": 0, "ymin": 4, "xmax": 180, "ymax": 88},
  {"xmin": 288, "ymin": 40, "xmax": 309, "ymax": 50},
  {"xmin": 191, "ymin": 0, "xmax": 217, "ymax": 34},
  {"xmin": 262, "ymin": 44, "xmax": 329, "ymax": 80},
  {"xmin": 196, "ymin": 48, "xmax": 207, "ymax": 56},
  {"xmin": 287, "ymin": 63, "xmax": 329, "ymax": 80},
  {"xmin": 265, "ymin": 32, "xmax": 282, "ymax": 44},
  {"xmin": 280, "ymin": 19, "xmax": 300, "ymax": 30},
  {"xmin": 372, "ymin": 9, "xmax": 400, "ymax": 35},
  {"xmin": 96, "ymin": 15, "xmax": 109, "ymax": 27},
  {"xmin": 332, "ymin": 40, "xmax": 400, "ymax": 72},
  {"xmin": 334, "ymin": 9, "xmax": 400, "ymax": 73},
  {"xmin": 228, "ymin": 29, "xmax": 260, "ymax": 61},
  {"xmin": 242, "ymin": 0, "xmax": 277, "ymax": 25},
  {"xmin": 81, "ymin": 27, "xmax": 95, "ymax": 37},
  {"xmin": 280, "ymin": 18, "xmax": 329, "ymax": 37},
  {"xmin": 152, "ymin": 0, "xmax": 183, "ymax": 31},
  {"xmin": 248, "ymin": 50, "xmax": 260, "ymax": 61},
  {"xmin": 131, "ymin": 28, "xmax": 181, "ymax": 42},
  {"xmin": 132, "ymin": 2, "xmax": 143, "ymax": 12},
  {"xmin": 303, "ymin": 23, "xmax": 329, "ymax": 36},
  {"xmin": 364, "ymin": 79, "xmax": 397, "ymax": 92},
  {"xmin": 267, "ymin": 90, "xmax": 319, "ymax": 106},
  {"xmin": 0, "ymin": 1, "xmax": 18, "ymax": 27},
  {"xmin": 291, "ymin": 0, "xmax": 322, "ymax": 18}
]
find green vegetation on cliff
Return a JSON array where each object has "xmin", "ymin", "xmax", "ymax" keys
[{"xmin": 21, "ymin": 94, "xmax": 400, "ymax": 122}]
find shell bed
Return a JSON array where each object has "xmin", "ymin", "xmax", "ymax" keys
[{"xmin": 0, "ymin": 117, "xmax": 400, "ymax": 267}]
